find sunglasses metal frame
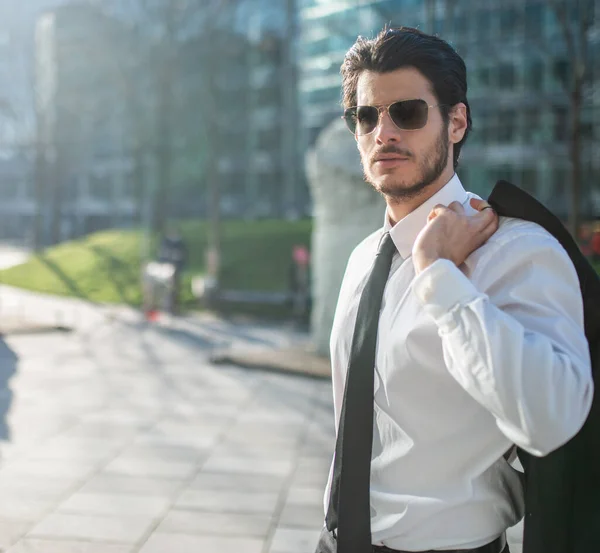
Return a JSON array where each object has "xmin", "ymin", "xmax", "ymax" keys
[{"xmin": 341, "ymin": 99, "xmax": 443, "ymax": 136}]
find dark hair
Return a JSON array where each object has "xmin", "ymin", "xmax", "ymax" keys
[{"xmin": 341, "ymin": 26, "xmax": 472, "ymax": 168}]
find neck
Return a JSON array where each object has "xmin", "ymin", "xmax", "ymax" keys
[{"xmin": 385, "ymin": 165, "xmax": 456, "ymax": 225}]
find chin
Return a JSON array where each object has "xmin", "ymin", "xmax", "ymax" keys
[
  {"xmin": 370, "ymin": 174, "xmax": 432, "ymax": 201},
  {"xmin": 371, "ymin": 173, "xmax": 416, "ymax": 193}
]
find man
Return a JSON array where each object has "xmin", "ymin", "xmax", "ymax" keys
[
  {"xmin": 317, "ymin": 27, "xmax": 593, "ymax": 553},
  {"xmin": 157, "ymin": 224, "xmax": 187, "ymax": 314}
]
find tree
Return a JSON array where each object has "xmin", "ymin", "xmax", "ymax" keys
[
  {"xmin": 548, "ymin": 0, "xmax": 596, "ymax": 236},
  {"xmin": 96, "ymin": 0, "xmax": 235, "ymax": 289}
]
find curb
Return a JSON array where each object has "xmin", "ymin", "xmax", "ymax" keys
[{"xmin": 210, "ymin": 346, "xmax": 331, "ymax": 379}]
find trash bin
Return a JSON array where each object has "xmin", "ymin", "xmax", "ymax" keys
[{"xmin": 142, "ymin": 261, "xmax": 177, "ymax": 318}]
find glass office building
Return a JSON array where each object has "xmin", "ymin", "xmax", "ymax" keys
[{"xmin": 299, "ymin": 0, "xmax": 600, "ymax": 219}]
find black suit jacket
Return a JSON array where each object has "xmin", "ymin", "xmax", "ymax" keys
[{"xmin": 488, "ymin": 181, "xmax": 600, "ymax": 553}]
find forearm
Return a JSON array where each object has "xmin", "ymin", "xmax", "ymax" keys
[{"xmin": 413, "ymin": 259, "xmax": 593, "ymax": 457}]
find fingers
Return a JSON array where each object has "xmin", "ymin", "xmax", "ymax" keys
[
  {"xmin": 476, "ymin": 214, "xmax": 499, "ymax": 247},
  {"xmin": 427, "ymin": 204, "xmax": 448, "ymax": 222},
  {"xmin": 470, "ymin": 198, "xmax": 498, "ymax": 231},
  {"xmin": 447, "ymin": 201, "xmax": 465, "ymax": 215},
  {"xmin": 469, "ymin": 198, "xmax": 494, "ymax": 212}
]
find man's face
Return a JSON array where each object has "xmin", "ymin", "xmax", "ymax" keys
[{"xmin": 355, "ymin": 67, "xmax": 454, "ymax": 201}]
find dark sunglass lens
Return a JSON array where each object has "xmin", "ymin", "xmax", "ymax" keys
[
  {"xmin": 354, "ymin": 106, "xmax": 379, "ymax": 135},
  {"xmin": 389, "ymin": 99, "xmax": 428, "ymax": 130},
  {"xmin": 343, "ymin": 109, "xmax": 358, "ymax": 133}
]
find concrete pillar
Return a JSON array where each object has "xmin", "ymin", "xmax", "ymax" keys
[{"xmin": 306, "ymin": 118, "xmax": 383, "ymax": 356}]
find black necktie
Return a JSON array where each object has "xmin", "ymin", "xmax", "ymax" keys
[{"xmin": 326, "ymin": 231, "xmax": 397, "ymax": 552}]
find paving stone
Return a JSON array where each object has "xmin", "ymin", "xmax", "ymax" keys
[
  {"xmin": 210, "ymin": 441, "xmax": 297, "ymax": 461},
  {"xmin": 0, "ymin": 477, "xmax": 79, "ymax": 499},
  {"xmin": 278, "ymin": 503, "xmax": 325, "ymax": 529},
  {"xmin": 156, "ymin": 510, "xmax": 273, "ymax": 537},
  {"xmin": 201, "ymin": 455, "xmax": 294, "ymax": 476},
  {"xmin": 175, "ymin": 490, "xmax": 280, "ymax": 514},
  {"xmin": 116, "ymin": 444, "xmax": 208, "ymax": 463},
  {"xmin": 138, "ymin": 532, "xmax": 264, "ymax": 553},
  {"xmin": 0, "ymin": 496, "xmax": 55, "ymax": 521},
  {"xmin": 189, "ymin": 471, "xmax": 287, "ymax": 493},
  {"xmin": 268, "ymin": 527, "xmax": 322, "ymax": 553},
  {"xmin": 28, "ymin": 513, "xmax": 156, "ymax": 543},
  {"xmin": 102, "ymin": 457, "xmax": 198, "ymax": 479},
  {"xmin": 57, "ymin": 492, "xmax": 171, "ymax": 517},
  {"xmin": 289, "ymin": 467, "xmax": 329, "ymax": 489},
  {"xmin": 7, "ymin": 538, "xmax": 134, "ymax": 553},
  {"xmin": 0, "ymin": 520, "xmax": 33, "ymax": 551},
  {"xmin": 0, "ymin": 460, "xmax": 99, "ymax": 480},
  {"xmin": 77, "ymin": 474, "xmax": 183, "ymax": 497},
  {"xmin": 132, "ymin": 433, "xmax": 218, "ymax": 450},
  {"xmin": 284, "ymin": 486, "xmax": 325, "ymax": 507}
]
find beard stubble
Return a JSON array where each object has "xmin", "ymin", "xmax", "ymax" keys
[{"xmin": 363, "ymin": 122, "xmax": 450, "ymax": 203}]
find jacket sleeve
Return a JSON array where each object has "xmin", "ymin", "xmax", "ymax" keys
[{"xmin": 412, "ymin": 231, "xmax": 593, "ymax": 457}]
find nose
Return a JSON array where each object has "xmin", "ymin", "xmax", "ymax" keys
[{"xmin": 373, "ymin": 108, "xmax": 402, "ymax": 144}]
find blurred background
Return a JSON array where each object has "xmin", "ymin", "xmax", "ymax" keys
[{"xmin": 0, "ymin": 0, "xmax": 597, "ymax": 314}]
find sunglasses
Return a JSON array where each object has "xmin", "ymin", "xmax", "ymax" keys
[{"xmin": 342, "ymin": 99, "xmax": 442, "ymax": 136}]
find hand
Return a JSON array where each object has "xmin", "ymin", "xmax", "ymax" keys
[{"xmin": 412, "ymin": 198, "xmax": 499, "ymax": 274}]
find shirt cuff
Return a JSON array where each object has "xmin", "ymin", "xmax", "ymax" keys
[{"xmin": 412, "ymin": 258, "xmax": 483, "ymax": 322}]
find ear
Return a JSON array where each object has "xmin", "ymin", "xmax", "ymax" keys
[{"xmin": 448, "ymin": 103, "xmax": 467, "ymax": 145}]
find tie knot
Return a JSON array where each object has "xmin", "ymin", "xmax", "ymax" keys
[{"xmin": 377, "ymin": 232, "xmax": 396, "ymax": 259}]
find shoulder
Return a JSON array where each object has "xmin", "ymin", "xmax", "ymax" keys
[
  {"xmin": 467, "ymin": 215, "xmax": 577, "ymax": 282},
  {"xmin": 489, "ymin": 216, "xmax": 568, "ymax": 258}
]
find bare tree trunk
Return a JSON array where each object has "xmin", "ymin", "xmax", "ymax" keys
[
  {"xmin": 151, "ymin": 5, "xmax": 176, "ymax": 236},
  {"xmin": 50, "ymin": 153, "xmax": 63, "ymax": 245},
  {"xmin": 33, "ymin": 138, "xmax": 46, "ymax": 250},
  {"xmin": 568, "ymin": 81, "xmax": 582, "ymax": 237},
  {"xmin": 133, "ymin": 145, "xmax": 145, "ymax": 226},
  {"xmin": 425, "ymin": 0, "xmax": 436, "ymax": 33},
  {"xmin": 204, "ymin": 50, "xmax": 221, "ymax": 288},
  {"xmin": 281, "ymin": 0, "xmax": 298, "ymax": 216}
]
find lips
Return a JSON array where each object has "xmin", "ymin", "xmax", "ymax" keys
[
  {"xmin": 374, "ymin": 154, "xmax": 409, "ymax": 161},
  {"xmin": 375, "ymin": 156, "xmax": 409, "ymax": 162},
  {"xmin": 373, "ymin": 156, "xmax": 410, "ymax": 169}
]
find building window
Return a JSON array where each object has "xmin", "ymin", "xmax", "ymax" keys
[
  {"xmin": 476, "ymin": 9, "xmax": 491, "ymax": 41},
  {"xmin": 524, "ymin": 4, "xmax": 543, "ymax": 37},
  {"xmin": 499, "ymin": 7, "xmax": 518, "ymax": 39},
  {"xmin": 552, "ymin": 59, "xmax": 569, "ymax": 90},
  {"xmin": 522, "ymin": 109, "xmax": 541, "ymax": 143},
  {"xmin": 521, "ymin": 167, "xmax": 537, "ymax": 195},
  {"xmin": 497, "ymin": 110, "xmax": 515, "ymax": 143},
  {"xmin": 498, "ymin": 63, "xmax": 515, "ymax": 89},
  {"xmin": 553, "ymin": 106, "xmax": 568, "ymax": 142},
  {"xmin": 524, "ymin": 59, "xmax": 544, "ymax": 91},
  {"xmin": 479, "ymin": 66, "xmax": 491, "ymax": 87},
  {"xmin": 89, "ymin": 173, "xmax": 112, "ymax": 201}
]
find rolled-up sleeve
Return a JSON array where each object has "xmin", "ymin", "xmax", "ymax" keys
[{"xmin": 411, "ymin": 233, "xmax": 593, "ymax": 457}]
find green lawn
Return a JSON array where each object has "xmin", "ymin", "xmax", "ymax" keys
[
  {"xmin": 1, "ymin": 221, "xmax": 597, "ymax": 313},
  {"xmin": 0, "ymin": 219, "xmax": 313, "ymax": 309}
]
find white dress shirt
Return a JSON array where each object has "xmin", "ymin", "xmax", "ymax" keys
[{"xmin": 324, "ymin": 174, "xmax": 593, "ymax": 551}]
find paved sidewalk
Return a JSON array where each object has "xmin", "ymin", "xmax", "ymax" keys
[
  {"xmin": 0, "ymin": 288, "xmax": 524, "ymax": 552},
  {"xmin": 0, "ymin": 291, "xmax": 335, "ymax": 553}
]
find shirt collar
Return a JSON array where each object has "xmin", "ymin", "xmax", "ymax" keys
[{"xmin": 383, "ymin": 174, "xmax": 468, "ymax": 259}]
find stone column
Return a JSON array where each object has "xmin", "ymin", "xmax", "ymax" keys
[{"xmin": 306, "ymin": 118, "xmax": 383, "ymax": 356}]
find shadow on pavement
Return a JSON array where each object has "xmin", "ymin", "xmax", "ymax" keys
[
  {"xmin": 86, "ymin": 245, "xmax": 140, "ymax": 305},
  {"xmin": 0, "ymin": 336, "xmax": 17, "ymax": 444},
  {"xmin": 36, "ymin": 254, "xmax": 92, "ymax": 302},
  {"xmin": 182, "ymin": 316, "xmax": 298, "ymax": 348}
]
